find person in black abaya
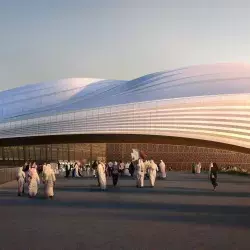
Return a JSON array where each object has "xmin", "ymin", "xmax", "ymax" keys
[
  {"xmin": 129, "ymin": 162, "xmax": 135, "ymax": 177},
  {"xmin": 112, "ymin": 162, "xmax": 119, "ymax": 187},
  {"xmin": 210, "ymin": 162, "xmax": 219, "ymax": 191}
]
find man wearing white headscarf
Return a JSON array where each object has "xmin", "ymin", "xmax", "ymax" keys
[
  {"xmin": 28, "ymin": 164, "xmax": 40, "ymax": 198},
  {"xmin": 124, "ymin": 162, "xmax": 130, "ymax": 176},
  {"xmin": 208, "ymin": 162, "xmax": 213, "ymax": 179},
  {"xmin": 148, "ymin": 160, "xmax": 158, "ymax": 187},
  {"xmin": 74, "ymin": 161, "xmax": 80, "ymax": 177},
  {"xmin": 196, "ymin": 162, "xmax": 202, "ymax": 174},
  {"xmin": 97, "ymin": 161, "xmax": 107, "ymax": 190},
  {"xmin": 159, "ymin": 160, "xmax": 166, "ymax": 179},
  {"xmin": 43, "ymin": 164, "xmax": 56, "ymax": 199},
  {"xmin": 136, "ymin": 159, "xmax": 145, "ymax": 188},
  {"xmin": 16, "ymin": 167, "xmax": 25, "ymax": 196}
]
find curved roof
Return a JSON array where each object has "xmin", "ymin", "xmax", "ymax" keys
[
  {"xmin": 1, "ymin": 63, "xmax": 250, "ymax": 150},
  {"xmin": 1, "ymin": 63, "xmax": 250, "ymax": 122},
  {"xmin": 0, "ymin": 78, "xmax": 126, "ymax": 122}
]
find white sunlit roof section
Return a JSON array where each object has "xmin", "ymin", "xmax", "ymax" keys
[
  {"xmin": 0, "ymin": 63, "xmax": 250, "ymax": 149},
  {"xmin": 0, "ymin": 78, "xmax": 106, "ymax": 121}
]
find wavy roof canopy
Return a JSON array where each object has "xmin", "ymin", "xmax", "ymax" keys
[
  {"xmin": 1, "ymin": 63, "xmax": 250, "ymax": 123},
  {"xmin": 1, "ymin": 63, "xmax": 250, "ymax": 150},
  {"xmin": 0, "ymin": 78, "xmax": 126, "ymax": 122}
]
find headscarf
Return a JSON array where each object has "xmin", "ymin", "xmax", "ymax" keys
[
  {"xmin": 46, "ymin": 164, "xmax": 53, "ymax": 174},
  {"xmin": 43, "ymin": 164, "xmax": 47, "ymax": 172},
  {"xmin": 17, "ymin": 167, "xmax": 25, "ymax": 179},
  {"xmin": 29, "ymin": 163, "xmax": 38, "ymax": 178}
]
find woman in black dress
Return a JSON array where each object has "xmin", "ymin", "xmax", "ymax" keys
[
  {"xmin": 210, "ymin": 162, "xmax": 219, "ymax": 191},
  {"xmin": 129, "ymin": 162, "xmax": 135, "ymax": 177},
  {"xmin": 112, "ymin": 162, "xmax": 119, "ymax": 187}
]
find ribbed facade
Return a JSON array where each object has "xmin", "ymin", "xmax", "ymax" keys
[{"xmin": 0, "ymin": 63, "xmax": 250, "ymax": 151}]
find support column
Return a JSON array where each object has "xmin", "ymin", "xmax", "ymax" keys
[
  {"xmin": 90, "ymin": 144, "xmax": 93, "ymax": 164},
  {"xmin": 33, "ymin": 146, "xmax": 36, "ymax": 161},
  {"xmin": 17, "ymin": 146, "xmax": 20, "ymax": 162},
  {"xmin": 121, "ymin": 144, "xmax": 124, "ymax": 161},
  {"xmin": 45, "ymin": 145, "xmax": 48, "ymax": 162},
  {"xmin": 50, "ymin": 144, "xmax": 52, "ymax": 162},
  {"xmin": 23, "ymin": 146, "xmax": 26, "ymax": 162},
  {"xmin": 2, "ymin": 147, "xmax": 5, "ymax": 161},
  {"xmin": 67, "ymin": 144, "xmax": 70, "ymax": 161}
]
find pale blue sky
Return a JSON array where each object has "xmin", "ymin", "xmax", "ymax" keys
[{"xmin": 0, "ymin": 0, "xmax": 250, "ymax": 90}]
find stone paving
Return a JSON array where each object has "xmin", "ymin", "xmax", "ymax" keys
[{"xmin": 1, "ymin": 172, "xmax": 250, "ymax": 250}]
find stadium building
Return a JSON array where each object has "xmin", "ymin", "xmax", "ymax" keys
[{"xmin": 0, "ymin": 63, "xmax": 250, "ymax": 169}]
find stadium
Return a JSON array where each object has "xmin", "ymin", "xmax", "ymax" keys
[{"xmin": 0, "ymin": 63, "xmax": 250, "ymax": 170}]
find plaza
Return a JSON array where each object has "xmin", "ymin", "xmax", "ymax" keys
[{"xmin": 1, "ymin": 172, "xmax": 250, "ymax": 250}]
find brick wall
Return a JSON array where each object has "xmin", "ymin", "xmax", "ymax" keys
[
  {"xmin": 106, "ymin": 143, "xmax": 250, "ymax": 170},
  {"xmin": 1, "ymin": 143, "xmax": 250, "ymax": 171}
]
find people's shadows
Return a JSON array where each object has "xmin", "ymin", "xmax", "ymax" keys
[
  {"xmin": 1, "ymin": 196, "xmax": 250, "ymax": 228},
  {"xmin": 115, "ymin": 210, "xmax": 250, "ymax": 229},
  {"xmin": 53, "ymin": 185, "xmax": 250, "ymax": 198}
]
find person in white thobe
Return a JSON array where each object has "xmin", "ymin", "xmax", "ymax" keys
[
  {"xmin": 124, "ymin": 162, "xmax": 130, "ymax": 176},
  {"xmin": 196, "ymin": 162, "xmax": 202, "ymax": 174},
  {"xmin": 159, "ymin": 160, "xmax": 166, "ymax": 179},
  {"xmin": 97, "ymin": 161, "xmax": 107, "ymax": 190},
  {"xmin": 148, "ymin": 160, "xmax": 158, "ymax": 187},
  {"xmin": 208, "ymin": 162, "xmax": 213, "ymax": 179},
  {"xmin": 86, "ymin": 166, "xmax": 91, "ymax": 176},
  {"xmin": 28, "ymin": 167, "xmax": 40, "ymax": 198},
  {"xmin": 136, "ymin": 159, "xmax": 145, "ymax": 188},
  {"xmin": 74, "ymin": 162, "xmax": 80, "ymax": 177},
  {"xmin": 43, "ymin": 164, "xmax": 56, "ymax": 199},
  {"xmin": 16, "ymin": 167, "xmax": 25, "ymax": 196}
]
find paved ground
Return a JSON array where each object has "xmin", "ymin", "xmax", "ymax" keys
[{"xmin": 1, "ymin": 172, "xmax": 250, "ymax": 250}]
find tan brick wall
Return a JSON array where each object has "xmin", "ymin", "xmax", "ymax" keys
[
  {"xmin": 1, "ymin": 143, "xmax": 250, "ymax": 170},
  {"xmin": 106, "ymin": 143, "xmax": 250, "ymax": 171}
]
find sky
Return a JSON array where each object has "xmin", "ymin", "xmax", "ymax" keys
[{"xmin": 0, "ymin": 0, "xmax": 250, "ymax": 91}]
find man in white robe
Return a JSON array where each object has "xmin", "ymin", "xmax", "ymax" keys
[
  {"xmin": 86, "ymin": 165, "xmax": 91, "ymax": 176},
  {"xmin": 74, "ymin": 162, "xmax": 80, "ymax": 177},
  {"xmin": 209, "ymin": 162, "xmax": 213, "ymax": 179},
  {"xmin": 28, "ymin": 167, "xmax": 40, "ymax": 198},
  {"xmin": 119, "ymin": 161, "xmax": 125, "ymax": 176},
  {"xmin": 97, "ymin": 161, "xmax": 107, "ymax": 190},
  {"xmin": 159, "ymin": 160, "xmax": 166, "ymax": 179},
  {"xmin": 124, "ymin": 162, "xmax": 130, "ymax": 176},
  {"xmin": 148, "ymin": 160, "xmax": 158, "ymax": 187},
  {"xmin": 43, "ymin": 164, "xmax": 56, "ymax": 199},
  {"xmin": 16, "ymin": 167, "xmax": 25, "ymax": 196},
  {"xmin": 136, "ymin": 159, "xmax": 145, "ymax": 188},
  {"xmin": 196, "ymin": 162, "xmax": 202, "ymax": 174}
]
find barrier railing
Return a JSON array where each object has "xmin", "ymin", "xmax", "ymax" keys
[{"xmin": 0, "ymin": 167, "xmax": 18, "ymax": 185}]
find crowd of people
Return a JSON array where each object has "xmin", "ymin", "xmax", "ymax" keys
[
  {"xmin": 58, "ymin": 159, "xmax": 168, "ymax": 181},
  {"xmin": 15, "ymin": 158, "xmax": 219, "ymax": 198},
  {"xmin": 16, "ymin": 162, "xmax": 56, "ymax": 199},
  {"xmin": 87, "ymin": 159, "xmax": 167, "ymax": 191}
]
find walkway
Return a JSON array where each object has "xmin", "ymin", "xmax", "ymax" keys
[{"xmin": 1, "ymin": 172, "xmax": 250, "ymax": 250}]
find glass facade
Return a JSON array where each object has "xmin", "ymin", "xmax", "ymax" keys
[
  {"xmin": 0, "ymin": 143, "xmax": 106, "ymax": 164},
  {"xmin": 1, "ymin": 143, "xmax": 250, "ymax": 170}
]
